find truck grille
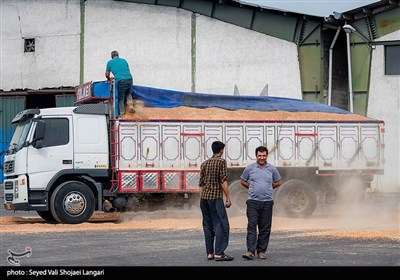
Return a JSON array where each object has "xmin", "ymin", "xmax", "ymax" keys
[
  {"xmin": 5, "ymin": 193, "xmax": 13, "ymax": 201},
  {"xmin": 4, "ymin": 181, "xmax": 13, "ymax": 190},
  {"xmin": 4, "ymin": 160, "xmax": 15, "ymax": 173}
]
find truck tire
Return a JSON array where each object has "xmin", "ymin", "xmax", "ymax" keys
[
  {"xmin": 228, "ymin": 180, "xmax": 247, "ymax": 216},
  {"xmin": 36, "ymin": 210, "xmax": 58, "ymax": 223},
  {"xmin": 275, "ymin": 179, "xmax": 317, "ymax": 218},
  {"xmin": 50, "ymin": 181, "xmax": 95, "ymax": 224}
]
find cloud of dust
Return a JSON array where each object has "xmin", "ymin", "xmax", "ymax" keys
[
  {"xmin": 113, "ymin": 182, "xmax": 398, "ymax": 234},
  {"xmin": 273, "ymin": 178, "xmax": 399, "ymax": 232},
  {"xmin": 118, "ymin": 194, "xmax": 203, "ymax": 226},
  {"xmin": 319, "ymin": 192, "xmax": 400, "ymax": 231}
]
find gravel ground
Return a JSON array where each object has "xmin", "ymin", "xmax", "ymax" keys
[{"xmin": 1, "ymin": 184, "xmax": 398, "ymax": 277}]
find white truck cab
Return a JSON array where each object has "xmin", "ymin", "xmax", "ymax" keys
[{"xmin": 3, "ymin": 104, "xmax": 109, "ymax": 224}]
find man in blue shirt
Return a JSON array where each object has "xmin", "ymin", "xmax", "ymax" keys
[
  {"xmin": 240, "ymin": 146, "xmax": 282, "ymax": 260},
  {"xmin": 105, "ymin": 50, "xmax": 133, "ymax": 117}
]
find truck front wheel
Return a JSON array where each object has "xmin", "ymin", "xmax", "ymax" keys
[
  {"xmin": 50, "ymin": 181, "xmax": 95, "ymax": 224},
  {"xmin": 275, "ymin": 179, "xmax": 317, "ymax": 218},
  {"xmin": 36, "ymin": 210, "xmax": 58, "ymax": 223}
]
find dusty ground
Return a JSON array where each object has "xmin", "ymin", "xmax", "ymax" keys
[{"xmin": 1, "ymin": 205, "xmax": 398, "ymax": 241}]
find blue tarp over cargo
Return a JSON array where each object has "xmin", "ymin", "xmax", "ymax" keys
[
  {"xmin": 131, "ymin": 85, "xmax": 350, "ymax": 114},
  {"xmin": 88, "ymin": 82, "xmax": 350, "ymax": 114}
]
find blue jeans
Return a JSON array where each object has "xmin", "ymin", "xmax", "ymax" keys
[
  {"xmin": 245, "ymin": 199, "xmax": 274, "ymax": 254},
  {"xmin": 200, "ymin": 198, "xmax": 230, "ymax": 255},
  {"xmin": 117, "ymin": 78, "xmax": 133, "ymax": 115}
]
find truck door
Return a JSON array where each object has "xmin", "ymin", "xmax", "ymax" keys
[
  {"xmin": 277, "ymin": 125, "xmax": 295, "ymax": 167},
  {"xmin": 225, "ymin": 124, "xmax": 244, "ymax": 167},
  {"xmin": 360, "ymin": 125, "xmax": 381, "ymax": 168},
  {"xmin": 140, "ymin": 124, "xmax": 160, "ymax": 168},
  {"xmin": 317, "ymin": 125, "xmax": 338, "ymax": 169},
  {"xmin": 119, "ymin": 123, "xmax": 139, "ymax": 170},
  {"xmin": 245, "ymin": 125, "xmax": 264, "ymax": 164},
  {"xmin": 162, "ymin": 125, "xmax": 181, "ymax": 168},
  {"xmin": 338, "ymin": 125, "xmax": 359, "ymax": 168},
  {"xmin": 204, "ymin": 124, "xmax": 223, "ymax": 160},
  {"xmin": 182, "ymin": 125, "xmax": 202, "ymax": 169},
  {"xmin": 296, "ymin": 126, "xmax": 317, "ymax": 167},
  {"xmin": 27, "ymin": 116, "xmax": 73, "ymax": 190}
]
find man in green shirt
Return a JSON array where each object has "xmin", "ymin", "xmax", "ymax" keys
[{"xmin": 105, "ymin": 50, "xmax": 133, "ymax": 117}]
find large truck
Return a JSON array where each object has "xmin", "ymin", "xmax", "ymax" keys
[{"xmin": 2, "ymin": 82, "xmax": 385, "ymax": 224}]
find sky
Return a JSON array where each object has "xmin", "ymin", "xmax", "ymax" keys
[{"xmin": 238, "ymin": 0, "xmax": 380, "ymax": 17}]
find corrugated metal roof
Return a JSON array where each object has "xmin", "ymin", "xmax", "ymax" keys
[
  {"xmin": 233, "ymin": 0, "xmax": 292, "ymax": 14},
  {"xmin": 233, "ymin": 0, "xmax": 381, "ymax": 17}
]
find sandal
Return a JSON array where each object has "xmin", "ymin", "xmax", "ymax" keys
[
  {"xmin": 242, "ymin": 252, "xmax": 255, "ymax": 260},
  {"xmin": 207, "ymin": 254, "xmax": 214, "ymax": 260},
  {"xmin": 214, "ymin": 254, "xmax": 234, "ymax": 261}
]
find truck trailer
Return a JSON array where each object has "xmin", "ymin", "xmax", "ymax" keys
[{"xmin": 2, "ymin": 82, "xmax": 385, "ymax": 224}]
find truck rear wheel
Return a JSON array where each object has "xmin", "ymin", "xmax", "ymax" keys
[
  {"xmin": 50, "ymin": 181, "xmax": 95, "ymax": 224},
  {"xmin": 275, "ymin": 179, "xmax": 317, "ymax": 218},
  {"xmin": 228, "ymin": 181, "xmax": 280, "ymax": 216},
  {"xmin": 36, "ymin": 210, "xmax": 58, "ymax": 223}
]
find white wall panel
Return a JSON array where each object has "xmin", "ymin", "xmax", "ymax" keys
[
  {"xmin": 368, "ymin": 30, "xmax": 400, "ymax": 192},
  {"xmin": 1, "ymin": 0, "xmax": 80, "ymax": 90},
  {"xmin": 196, "ymin": 16, "xmax": 302, "ymax": 98},
  {"xmin": 83, "ymin": 1, "xmax": 192, "ymax": 91}
]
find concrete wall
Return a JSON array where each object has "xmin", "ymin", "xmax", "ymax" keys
[
  {"xmin": 1, "ymin": 0, "xmax": 81, "ymax": 90},
  {"xmin": 368, "ymin": 30, "xmax": 400, "ymax": 192},
  {"xmin": 1, "ymin": 0, "xmax": 301, "ymax": 98},
  {"xmin": 195, "ymin": 16, "xmax": 301, "ymax": 97},
  {"xmin": 83, "ymin": 1, "xmax": 193, "ymax": 91}
]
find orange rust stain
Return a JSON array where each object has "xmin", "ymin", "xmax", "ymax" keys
[{"xmin": 379, "ymin": 19, "xmax": 397, "ymax": 28}]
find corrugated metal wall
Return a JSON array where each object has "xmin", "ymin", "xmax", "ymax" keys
[
  {"xmin": 0, "ymin": 97, "xmax": 25, "ymax": 182},
  {"xmin": 56, "ymin": 94, "xmax": 76, "ymax": 107},
  {"xmin": 121, "ymin": 0, "xmax": 305, "ymax": 42}
]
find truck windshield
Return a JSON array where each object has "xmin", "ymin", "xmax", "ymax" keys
[{"xmin": 7, "ymin": 117, "xmax": 33, "ymax": 155}]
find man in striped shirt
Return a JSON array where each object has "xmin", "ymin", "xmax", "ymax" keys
[{"xmin": 199, "ymin": 141, "xmax": 234, "ymax": 262}]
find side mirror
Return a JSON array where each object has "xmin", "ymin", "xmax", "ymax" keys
[{"xmin": 32, "ymin": 120, "xmax": 45, "ymax": 149}]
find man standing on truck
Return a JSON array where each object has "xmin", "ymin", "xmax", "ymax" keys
[
  {"xmin": 105, "ymin": 50, "xmax": 134, "ymax": 117},
  {"xmin": 199, "ymin": 141, "xmax": 234, "ymax": 262},
  {"xmin": 241, "ymin": 146, "xmax": 282, "ymax": 260}
]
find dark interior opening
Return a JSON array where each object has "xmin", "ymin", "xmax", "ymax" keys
[{"xmin": 26, "ymin": 94, "xmax": 56, "ymax": 109}]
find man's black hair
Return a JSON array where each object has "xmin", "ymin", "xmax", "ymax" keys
[
  {"xmin": 255, "ymin": 146, "xmax": 268, "ymax": 156},
  {"xmin": 111, "ymin": 50, "xmax": 119, "ymax": 58},
  {"xmin": 212, "ymin": 141, "xmax": 225, "ymax": 154}
]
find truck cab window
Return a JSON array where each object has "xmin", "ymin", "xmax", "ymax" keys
[
  {"xmin": 36, "ymin": 118, "xmax": 69, "ymax": 147},
  {"xmin": 7, "ymin": 117, "xmax": 33, "ymax": 154}
]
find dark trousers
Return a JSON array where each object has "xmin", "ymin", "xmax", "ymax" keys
[
  {"xmin": 200, "ymin": 198, "xmax": 230, "ymax": 255},
  {"xmin": 117, "ymin": 78, "xmax": 133, "ymax": 115},
  {"xmin": 245, "ymin": 199, "xmax": 274, "ymax": 254}
]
